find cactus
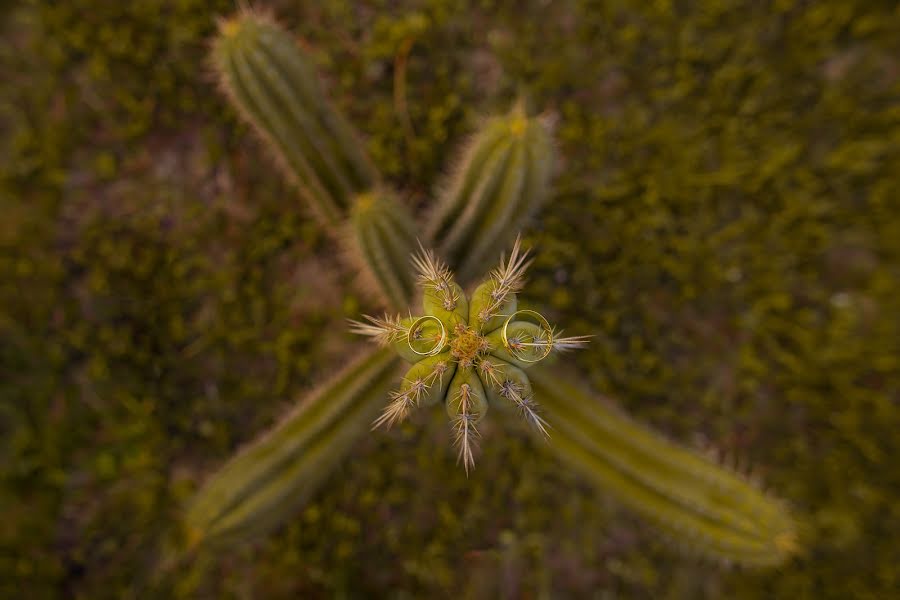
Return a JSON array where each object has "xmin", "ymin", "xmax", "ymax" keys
[
  {"xmin": 346, "ymin": 191, "xmax": 418, "ymax": 308},
  {"xmin": 211, "ymin": 10, "xmax": 377, "ymax": 227},
  {"xmin": 186, "ymin": 8, "xmax": 800, "ymax": 567},
  {"xmin": 350, "ymin": 238, "xmax": 589, "ymax": 472},
  {"xmin": 185, "ymin": 348, "xmax": 398, "ymax": 547},
  {"xmin": 427, "ymin": 100, "xmax": 555, "ymax": 283},
  {"xmin": 212, "ymin": 11, "xmax": 416, "ymax": 309},
  {"xmin": 530, "ymin": 367, "xmax": 798, "ymax": 566}
]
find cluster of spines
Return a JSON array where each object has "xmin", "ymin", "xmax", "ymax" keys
[
  {"xmin": 477, "ymin": 237, "xmax": 531, "ymax": 324},
  {"xmin": 371, "ymin": 357, "xmax": 452, "ymax": 430},
  {"xmin": 411, "ymin": 244, "xmax": 460, "ymax": 312},
  {"xmin": 546, "ymin": 327, "xmax": 593, "ymax": 352},
  {"xmin": 347, "ymin": 313, "xmax": 409, "ymax": 347},
  {"xmin": 476, "ymin": 357, "xmax": 548, "ymax": 438},
  {"xmin": 498, "ymin": 379, "xmax": 550, "ymax": 438},
  {"xmin": 427, "ymin": 102, "xmax": 555, "ymax": 283},
  {"xmin": 451, "ymin": 383, "xmax": 482, "ymax": 473}
]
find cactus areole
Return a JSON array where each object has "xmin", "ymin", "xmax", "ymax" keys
[{"xmin": 351, "ymin": 238, "xmax": 589, "ymax": 473}]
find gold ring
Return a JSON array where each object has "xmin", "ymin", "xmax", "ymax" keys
[
  {"xmin": 501, "ymin": 309, "xmax": 553, "ymax": 363},
  {"xmin": 407, "ymin": 315, "xmax": 447, "ymax": 356}
]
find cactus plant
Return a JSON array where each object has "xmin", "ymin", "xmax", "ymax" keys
[
  {"xmin": 350, "ymin": 238, "xmax": 589, "ymax": 472},
  {"xmin": 187, "ymin": 8, "xmax": 798, "ymax": 566}
]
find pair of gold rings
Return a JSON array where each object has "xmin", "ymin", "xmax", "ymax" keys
[{"xmin": 406, "ymin": 310, "xmax": 553, "ymax": 363}]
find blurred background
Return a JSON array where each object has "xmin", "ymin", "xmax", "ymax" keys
[{"xmin": 1, "ymin": 1, "xmax": 898, "ymax": 597}]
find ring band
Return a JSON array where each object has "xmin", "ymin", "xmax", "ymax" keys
[
  {"xmin": 407, "ymin": 315, "xmax": 447, "ymax": 356},
  {"xmin": 501, "ymin": 309, "xmax": 553, "ymax": 363}
]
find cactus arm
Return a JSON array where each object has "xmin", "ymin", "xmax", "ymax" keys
[
  {"xmin": 437, "ymin": 139, "xmax": 514, "ymax": 269},
  {"xmin": 216, "ymin": 14, "xmax": 421, "ymax": 309},
  {"xmin": 530, "ymin": 366, "xmax": 797, "ymax": 566},
  {"xmin": 185, "ymin": 347, "xmax": 399, "ymax": 548},
  {"xmin": 254, "ymin": 26, "xmax": 376, "ymax": 190},
  {"xmin": 425, "ymin": 120, "xmax": 511, "ymax": 248},
  {"xmin": 347, "ymin": 192, "xmax": 417, "ymax": 310},
  {"xmin": 241, "ymin": 43, "xmax": 357, "ymax": 205},
  {"xmin": 223, "ymin": 49, "xmax": 343, "ymax": 225},
  {"xmin": 455, "ymin": 115, "xmax": 554, "ymax": 283},
  {"xmin": 461, "ymin": 142, "xmax": 527, "ymax": 276},
  {"xmin": 212, "ymin": 13, "xmax": 377, "ymax": 228},
  {"xmin": 428, "ymin": 105, "xmax": 555, "ymax": 282}
]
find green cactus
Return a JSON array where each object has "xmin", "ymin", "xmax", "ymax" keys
[
  {"xmin": 530, "ymin": 367, "xmax": 798, "ymax": 567},
  {"xmin": 350, "ymin": 239, "xmax": 589, "ymax": 472},
  {"xmin": 212, "ymin": 10, "xmax": 416, "ymax": 309},
  {"xmin": 426, "ymin": 101, "xmax": 555, "ymax": 283},
  {"xmin": 346, "ymin": 191, "xmax": 418, "ymax": 309},
  {"xmin": 210, "ymin": 10, "xmax": 377, "ymax": 228},
  {"xmin": 184, "ymin": 348, "xmax": 398, "ymax": 548},
  {"xmin": 186, "ymin": 8, "xmax": 800, "ymax": 566}
]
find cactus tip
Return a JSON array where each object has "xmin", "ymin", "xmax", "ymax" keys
[
  {"xmin": 509, "ymin": 115, "xmax": 528, "ymax": 137},
  {"xmin": 184, "ymin": 524, "xmax": 204, "ymax": 552},
  {"xmin": 219, "ymin": 17, "xmax": 242, "ymax": 38}
]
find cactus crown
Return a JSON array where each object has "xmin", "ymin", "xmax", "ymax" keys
[{"xmin": 351, "ymin": 237, "xmax": 589, "ymax": 473}]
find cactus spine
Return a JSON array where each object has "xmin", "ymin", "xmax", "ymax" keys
[
  {"xmin": 427, "ymin": 101, "xmax": 554, "ymax": 282},
  {"xmin": 530, "ymin": 367, "xmax": 797, "ymax": 566},
  {"xmin": 185, "ymin": 348, "xmax": 398, "ymax": 547},
  {"xmin": 211, "ymin": 11, "xmax": 377, "ymax": 227}
]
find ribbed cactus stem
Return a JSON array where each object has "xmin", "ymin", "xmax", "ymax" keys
[
  {"xmin": 211, "ymin": 11, "xmax": 377, "ymax": 227},
  {"xmin": 185, "ymin": 348, "xmax": 398, "ymax": 548},
  {"xmin": 347, "ymin": 191, "xmax": 418, "ymax": 310},
  {"xmin": 428, "ymin": 101, "xmax": 554, "ymax": 282},
  {"xmin": 530, "ymin": 367, "xmax": 798, "ymax": 566}
]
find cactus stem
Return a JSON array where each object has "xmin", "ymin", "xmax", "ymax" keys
[
  {"xmin": 211, "ymin": 10, "xmax": 377, "ymax": 228},
  {"xmin": 476, "ymin": 235, "xmax": 532, "ymax": 323},
  {"xmin": 185, "ymin": 348, "xmax": 398, "ymax": 547},
  {"xmin": 531, "ymin": 367, "xmax": 798, "ymax": 565}
]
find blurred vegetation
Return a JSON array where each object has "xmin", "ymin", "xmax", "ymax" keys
[{"xmin": 1, "ymin": 0, "xmax": 898, "ymax": 597}]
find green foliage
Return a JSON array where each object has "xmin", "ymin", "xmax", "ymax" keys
[
  {"xmin": 2, "ymin": 0, "xmax": 898, "ymax": 598},
  {"xmin": 531, "ymin": 367, "xmax": 796, "ymax": 567}
]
